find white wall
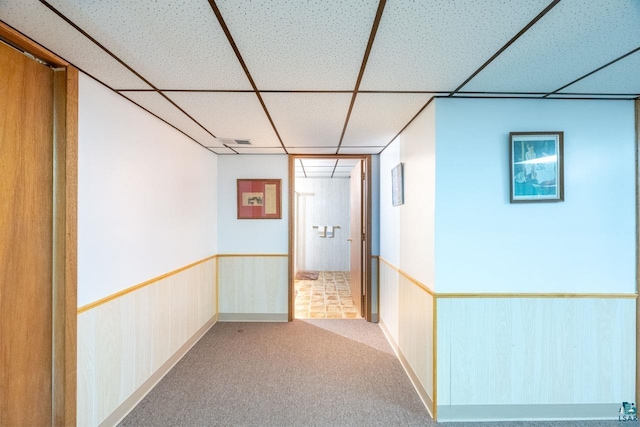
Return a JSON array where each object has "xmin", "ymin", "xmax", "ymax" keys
[
  {"xmin": 78, "ymin": 73, "xmax": 218, "ymax": 307},
  {"xmin": 379, "ymin": 102, "xmax": 437, "ymax": 414},
  {"xmin": 217, "ymin": 155, "xmax": 289, "ymax": 254},
  {"xmin": 380, "ymin": 103, "xmax": 436, "ymax": 285},
  {"xmin": 295, "ymin": 178, "xmax": 350, "ymax": 271},
  {"xmin": 435, "ymin": 98, "xmax": 636, "ymax": 293},
  {"xmin": 77, "ymin": 73, "xmax": 219, "ymax": 426}
]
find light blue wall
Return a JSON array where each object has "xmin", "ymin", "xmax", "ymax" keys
[{"xmin": 435, "ymin": 98, "xmax": 636, "ymax": 293}]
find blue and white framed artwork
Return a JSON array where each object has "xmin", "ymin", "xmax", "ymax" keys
[{"xmin": 510, "ymin": 131, "xmax": 564, "ymax": 203}]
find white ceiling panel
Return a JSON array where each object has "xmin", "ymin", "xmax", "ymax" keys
[
  {"xmin": 122, "ymin": 91, "xmax": 220, "ymax": 147},
  {"xmin": 46, "ymin": 0, "xmax": 251, "ymax": 90},
  {"xmin": 262, "ymin": 93, "xmax": 352, "ymax": 148},
  {"xmin": 558, "ymin": 51, "xmax": 640, "ymax": 95},
  {"xmin": 0, "ymin": 1, "xmax": 150, "ymax": 89},
  {"xmin": 299, "ymin": 159, "xmax": 337, "ymax": 167},
  {"xmin": 288, "ymin": 147, "xmax": 339, "ymax": 155},
  {"xmin": 232, "ymin": 147, "xmax": 286, "ymax": 154},
  {"xmin": 216, "ymin": 0, "xmax": 378, "ymax": 90},
  {"xmin": 463, "ymin": 0, "xmax": 640, "ymax": 93},
  {"xmin": 338, "ymin": 146, "xmax": 382, "ymax": 155},
  {"xmin": 360, "ymin": 0, "xmax": 551, "ymax": 91},
  {"xmin": 166, "ymin": 92, "xmax": 281, "ymax": 148},
  {"xmin": 342, "ymin": 93, "xmax": 433, "ymax": 147}
]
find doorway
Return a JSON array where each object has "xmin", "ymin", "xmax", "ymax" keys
[{"xmin": 288, "ymin": 155, "xmax": 372, "ymax": 321}]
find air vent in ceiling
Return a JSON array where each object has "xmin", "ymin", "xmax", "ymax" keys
[{"xmin": 219, "ymin": 138, "xmax": 251, "ymax": 145}]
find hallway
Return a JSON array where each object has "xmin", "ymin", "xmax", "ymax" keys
[
  {"xmin": 118, "ymin": 320, "xmax": 625, "ymax": 427},
  {"xmin": 119, "ymin": 320, "xmax": 430, "ymax": 426}
]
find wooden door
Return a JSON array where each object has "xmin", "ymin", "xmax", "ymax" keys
[
  {"xmin": 349, "ymin": 160, "xmax": 363, "ymax": 316},
  {"xmin": 0, "ymin": 41, "xmax": 55, "ymax": 426}
]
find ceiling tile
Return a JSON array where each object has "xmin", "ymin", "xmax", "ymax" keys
[
  {"xmin": 288, "ymin": 147, "xmax": 339, "ymax": 155},
  {"xmin": 46, "ymin": 0, "xmax": 251, "ymax": 89},
  {"xmin": 232, "ymin": 147, "xmax": 286, "ymax": 154},
  {"xmin": 121, "ymin": 91, "xmax": 220, "ymax": 147},
  {"xmin": 0, "ymin": 0, "xmax": 150, "ymax": 89},
  {"xmin": 262, "ymin": 93, "xmax": 352, "ymax": 148},
  {"xmin": 216, "ymin": 0, "xmax": 378, "ymax": 90},
  {"xmin": 300, "ymin": 159, "xmax": 338, "ymax": 167},
  {"xmin": 342, "ymin": 93, "xmax": 433, "ymax": 147},
  {"xmin": 558, "ymin": 50, "xmax": 640, "ymax": 95},
  {"xmin": 463, "ymin": 0, "xmax": 640, "ymax": 93},
  {"xmin": 338, "ymin": 146, "xmax": 382, "ymax": 155},
  {"xmin": 360, "ymin": 0, "xmax": 551, "ymax": 91},
  {"xmin": 165, "ymin": 92, "xmax": 281, "ymax": 148}
]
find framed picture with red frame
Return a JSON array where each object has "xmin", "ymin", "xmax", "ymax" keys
[{"xmin": 236, "ymin": 179, "xmax": 282, "ymax": 219}]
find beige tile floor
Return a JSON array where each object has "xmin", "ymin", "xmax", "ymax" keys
[{"xmin": 294, "ymin": 271, "xmax": 360, "ymax": 319}]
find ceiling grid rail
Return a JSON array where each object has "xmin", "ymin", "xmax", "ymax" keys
[
  {"xmin": 0, "ymin": 16, "xmax": 227, "ymax": 153},
  {"xmin": 37, "ymin": 0, "xmax": 238, "ymax": 155},
  {"xmin": 448, "ymin": 0, "xmax": 561, "ymax": 96},
  {"xmin": 335, "ymin": 0, "xmax": 387, "ymax": 155},
  {"xmin": 207, "ymin": 0, "xmax": 289, "ymax": 155},
  {"xmin": 5, "ymin": 0, "xmax": 635, "ymax": 156},
  {"xmin": 544, "ymin": 46, "xmax": 640, "ymax": 97}
]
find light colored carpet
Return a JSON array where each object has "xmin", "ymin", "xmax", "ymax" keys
[
  {"xmin": 119, "ymin": 320, "xmax": 623, "ymax": 427},
  {"xmin": 120, "ymin": 319, "xmax": 430, "ymax": 426}
]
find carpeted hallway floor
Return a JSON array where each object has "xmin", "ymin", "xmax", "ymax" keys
[
  {"xmin": 119, "ymin": 320, "xmax": 623, "ymax": 427},
  {"xmin": 120, "ymin": 319, "xmax": 429, "ymax": 426}
]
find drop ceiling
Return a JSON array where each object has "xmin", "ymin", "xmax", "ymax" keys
[
  {"xmin": 1, "ymin": 0, "xmax": 638, "ymax": 156},
  {"xmin": 295, "ymin": 158, "xmax": 360, "ymax": 179}
]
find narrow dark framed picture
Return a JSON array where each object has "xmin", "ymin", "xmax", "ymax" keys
[
  {"xmin": 237, "ymin": 179, "xmax": 282, "ymax": 219},
  {"xmin": 391, "ymin": 163, "xmax": 404, "ymax": 206},
  {"xmin": 510, "ymin": 132, "xmax": 564, "ymax": 203}
]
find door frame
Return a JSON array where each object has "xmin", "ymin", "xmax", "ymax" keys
[
  {"xmin": 288, "ymin": 154, "xmax": 373, "ymax": 321},
  {"xmin": 0, "ymin": 22, "xmax": 78, "ymax": 426}
]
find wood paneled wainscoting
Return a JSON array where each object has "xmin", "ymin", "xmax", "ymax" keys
[
  {"xmin": 218, "ymin": 254, "xmax": 289, "ymax": 322},
  {"xmin": 378, "ymin": 256, "xmax": 637, "ymax": 422},
  {"xmin": 77, "ymin": 256, "xmax": 218, "ymax": 427}
]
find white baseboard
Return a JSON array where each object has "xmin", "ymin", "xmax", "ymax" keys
[
  {"xmin": 98, "ymin": 315, "xmax": 218, "ymax": 427},
  {"xmin": 437, "ymin": 403, "xmax": 622, "ymax": 422},
  {"xmin": 379, "ymin": 319, "xmax": 434, "ymax": 419},
  {"xmin": 218, "ymin": 313, "xmax": 288, "ymax": 322}
]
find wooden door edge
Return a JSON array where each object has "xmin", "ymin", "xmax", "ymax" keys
[{"xmin": 1, "ymin": 22, "xmax": 78, "ymax": 426}]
